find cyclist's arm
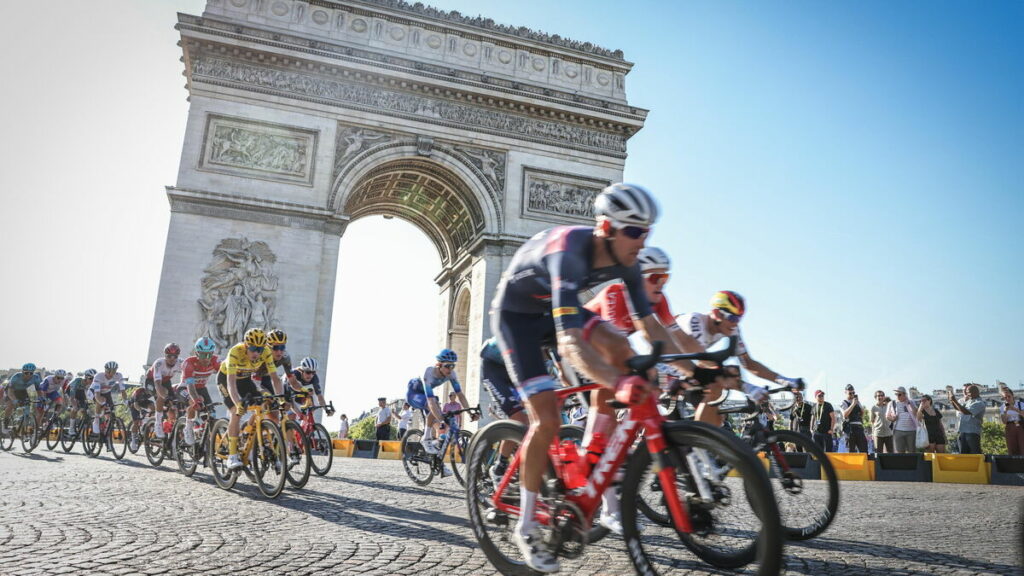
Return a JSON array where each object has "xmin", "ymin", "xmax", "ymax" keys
[
  {"xmin": 737, "ymin": 353, "xmax": 781, "ymax": 383},
  {"xmin": 556, "ymin": 327, "xmax": 620, "ymax": 388},
  {"xmin": 636, "ymin": 315, "xmax": 696, "ymax": 374},
  {"xmin": 185, "ymin": 379, "xmax": 200, "ymax": 402},
  {"xmin": 426, "ymin": 395, "xmax": 445, "ymax": 423}
]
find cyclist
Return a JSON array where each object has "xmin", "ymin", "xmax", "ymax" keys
[
  {"xmin": 146, "ymin": 343, "xmax": 183, "ymax": 439},
  {"xmin": 480, "ymin": 337, "xmax": 529, "ymax": 484},
  {"xmin": 89, "ymin": 361, "xmax": 126, "ymax": 435},
  {"xmin": 127, "ymin": 385, "xmax": 154, "ymax": 452},
  {"xmin": 677, "ymin": 291, "xmax": 802, "ymax": 425},
  {"xmin": 490, "ymin": 183, "xmax": 713, "ymax": 572},
  {"xmin": 37, "ymin": 369, "xmax": 68, "ymax": 424},
  {"xmin": 3, "ymin": 363, "xmax": 42, "ymax": 424},
  {"xmin": 406, "ymin": 349, "xmax": 477, "ymax": 459},
  {"xmin": 66, "ymin": 369, "xmax": 95, "ymax": 434},
  {"xmin": 261, "ymin": 328, "xmax": 297, "ymax": 393},
  {"xmin": 290, "ymin": 357, "xmax": 332, "ymax": 417},
  {"xmin": 218, "ymin": 328, "xmax": 285, "ymax": 471},
  {"xmin": 177, "ymin": 337, "xmax": 221, "ymax": 446}
]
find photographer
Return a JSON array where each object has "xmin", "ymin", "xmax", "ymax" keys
[
  {"xmin": 840, "ymin": 384, "xmax": 868, "ymax": 453},
  {"xmin": 999, "ymin": 386, "xmax": 1024, "ymax": 455},
  {"xmin": 869, "ymin": 390, "xmax": 894, "ymax": 453},
  {"xmin": 947, "ymin": 384, "xmax": 985, "ymax": 454},
  {"xmin": 811, "ymin": 390, "xmax": 836, "ymax": 452}
]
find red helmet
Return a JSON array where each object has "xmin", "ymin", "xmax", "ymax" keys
[
  {"xmin": 164, "ymin": 342, "xmax": 181, "ymax": 355},
  {"xmin": 710, "ymin": 291, "xmax": 745, "ymax": 316}
]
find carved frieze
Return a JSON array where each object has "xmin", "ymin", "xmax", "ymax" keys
[
  {"xmin": 522, "ymin": 168, "xmax": 610, "ymax": 224},
  {"xmin": 454, "ymin": 145, "xmax": 506, "ymax": 195},
  {"xmin": 200, "ymin": 114, "xmax": 318, "ymax": 185},
  {"xmin": 333, "ymin": 124, "xmax": 394, "ymax": 179},
  {"xmin": 191, "ymin": 56, "xmax": 627, "ymax": 155}
]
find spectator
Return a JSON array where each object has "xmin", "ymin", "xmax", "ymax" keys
[
  {"xmin": 811, "ymin": 390, "xmax": 835, "ymax": 452},
  {"xmin": 887, "ymin": 386, "xmax": 918, "ymax": 453},
  {"xmin": 840, "ymin": 384, "xmax": 868, "ymax": 453},
  {"xmin": 869, "ymin": 390, "xmax": 894, "ymax": 453},
  {"xmin": 789, "ymin": 391, "xmax": 813, "ymax": 445},
  {"xmin": 999, "ymin": 386, "xmax": 1024, "ymax": 455},
  {"xmin": 948, "ymin": 384, "xmax": 986, "ymax": 454},
  {"xmin": 396, "ymin": 402, "xmax": 413, "ymax": 439},
  {"xmin": 916, "ymin": 395, "xmax": 946, "ymax": 453},
  {"xmin": 338, "ymin": 414, "xmax": 349, "ymax": 439},
  {"xmin": 375, "ymin": 397, "xmax": 392, "ymax": 441},
  {"xmin": 442, "ymin": 391, "xmax": 463, "ymax": 427}
]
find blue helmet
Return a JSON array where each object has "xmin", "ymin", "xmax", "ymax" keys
[
  {"xmin": 22, "ymin": 363, "xmax": 36, "ymax": 372},
  {"xmin": 194, "ymin": 337, "xmax": 217, "ymax": 355},
  {"xmin": 436, "ymin": 349, "xmax": 458, "ymax": 364}
]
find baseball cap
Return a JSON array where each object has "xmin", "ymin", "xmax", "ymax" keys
[
  {"xmin": 814, "ymin": 390, "xmax": 824, "ymax": 397},
  {"xmin": 893, "ymin": 386, "xmax": 907, "ymax": 395},
  {"xmin": 377, "ymin": 397, "xmax": 387, "ymax": 402},
  {"xmin": 844, "ymin": 384, "xmax": 855, "ymax": 391}
]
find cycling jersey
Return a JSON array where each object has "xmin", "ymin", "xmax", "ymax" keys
[
  {"xmin": 147, "ymin": 357, "xmax": 182, "ymax": 385},
  {"xmin": 8, "ymin": 372, "xmax": 41, "ymax": 392},
  {"xmin": 480, "ymin": 338, "xmax": 523, "ymax": 418},
  {"xmin": 38, "ymin": 376, "xmax": 65, "ymax": 401},
  {"xmin": 290, "ymin": 369, "xmax": 321, "ymax": 395},
  {"xmin": 129, "ymin": 387, "xmax": 152, "ymax": 405},
  {"xmin": 584, "ymin": 282, "xmax": 675, "ymax": 335},
  {"xmin": 676, "ymin": 312, "xmax": 748, "ymax": 356},
  {"xmin": 407, "ymin": 366, "xmax": 462, "ymax": 411},
  {"xmin": 180, "ymin": 356, "xmax": 221, "ymax": 389},
  {"xmin": 67, "ymin": 377, "xmax": 89, "ymax": 393},
  {"xmin": 219, "ymin": 343, "xmax": 276, "ymax": 379},
  {"xmin": 90, "ymin": 372, "xmax": 126, "ymax": 395}
]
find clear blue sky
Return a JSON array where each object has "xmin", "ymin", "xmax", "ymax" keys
[{"xmin": 1, "ymin": 1, "xmax": 1020, "ymax": 427}]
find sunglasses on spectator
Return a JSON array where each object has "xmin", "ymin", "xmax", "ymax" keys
[
  {"xmin": 441, "ymin": 363, "xmax": 456, "ymax": 369},
  {"xmin": 644, "ymin": 272, "xmax": 670, "ymax": 284},
  {"xmin": 247, "ymin": 346, "xmax": 264, "ymax": 353},
  {"xmin": 896, "ymin": 392, "xmax": 906, "ymax": 396},
  {"xmin": 272, "ymin": 345, "xmax": 286, "ymax": 351}
]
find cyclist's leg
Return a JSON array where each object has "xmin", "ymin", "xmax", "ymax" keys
[{"xmin": 481, "ymin": 358, "xmax": 529, "ymax": 461}]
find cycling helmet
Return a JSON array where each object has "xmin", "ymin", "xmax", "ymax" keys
[
  {"xmin": 244, "ymin": 328, "xmax": 267, "ymax": 348},
  {"xmin": 83, "ymin": 369, "xmax": 97, "ymax": 379},
  {"xmin": 104, "ymin": 361, "xmax": 119, "ymax": 372},
  {"xmin": 298, "ymin": 357, "xmax": 318, "ymax": 372},
  {"xmin": 594, "ymin": 183, "xmax": 659, "ymax": 228},
  {"xmin": 163, "ymin": 342, "xmax": 181, "ymax": 355},
  {"xmin": 436, "ymin": 349, "xmax": 458, "ymax": 364},
  {"xmin": 21, "ymin": 363, "xmax": 36, "ymax": 372},
  {"xmin": 267, "ymin": 329, "xmax": 287, "ymax": 346},
  {"xmin": 53, "ymin": 369, "xmax": 67, "ymax": 379},
  {"xmin": 710, "ymin": 290, "xmax": 746, "ymax": 316},
  {"xmin": 637, "ymin": 246, "xmax": 671, "ymax": 273},
  {"xmin": 194, "ymin": 337, "xmax": 216, "ymax": 355}
]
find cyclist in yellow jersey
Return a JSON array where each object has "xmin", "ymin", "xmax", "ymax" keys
[{"xmin": 218, "ymin": 328, "xmax": 285, "ymax": 470}]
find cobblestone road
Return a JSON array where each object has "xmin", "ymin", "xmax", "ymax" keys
[{"xmin": 0, "ymin": 448, "xmax": 1020, "ymax": 576}]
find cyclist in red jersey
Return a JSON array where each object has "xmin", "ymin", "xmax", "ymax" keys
[{"xmin": 178, "ymin": 337, "xmax": 221, "ymax": 446}]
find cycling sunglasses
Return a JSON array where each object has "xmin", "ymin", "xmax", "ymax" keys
[
  {"xmin": 272, "ymin": 345, "xmax": 286, "ymax": 351},
  {"xmin": 301, "ymin": 369, "xmax": 316, "ymax": 375},
  {"xmin": 720, "ymin": 311, "xmax": 743, "ymax": 323},
  {"xmin": 165, "ymin": 353, "xmax": 179, "ymax": 358},
  {"xmin": 644, "ymin": 272, "xmax": 670, "ymax": 284},
  {"xmin": 197, "ymin": 352, "xmax": 213, "ymax": 359},
  {"xmin": 618, "ymin": 225, "xmax": 650, "ymax": 239},
  {"xmin": 441, "ymin": 363, "xmax": 456, "ymax": 369},
  {"xmin": 247, "ymin": 346, "xmax": 265, "ymax": 353}
]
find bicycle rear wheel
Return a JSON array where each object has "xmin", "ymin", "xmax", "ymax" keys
[
  {"xmin": 109, "ymin": 418, "xmax": 127, "ymax": 460},
  {"xmin": 20, "ymin": 411, "xmax": 40, "ymax": 454},
  {"xmin": 43, "ymin": 416, "xmax": 61, "ymax": 450},
  {"xmin": 449, "ymin": 429, "xmax": 473, "ymax": 487},
  {"xmin": 175, "ymin": 421, "xmax": 198, "ymax": 476},
  {"xmin": 143, "ymin": 421, "xmax": 165, "ymax": 466},
  {"xmin": 284, "ymin": 420, "xmax": 311, "ymax": 489},
  {"xmin": 621, "ymin": 420, "xmax": 783, "ymax": 575},
  {"xmin": 127, "ymin": 427, "xmax": 141, "ymax": 454},
  {"xmin": 0, "ymin": 415, "xmax": 14, "ymax": 451},
  {"xmin": 60, "ymin": 419, "xmax": 79, "ymax": 453},
  {"xmin": 252, "ymin": 420, "xmax": 287, "ymax": 498},
  {"xmin": 400, "ymin": 429, "xmax": 435, "ymax": 486},
  {"xmin": 82, "ymin": 422, "xmax": 100, "ymax": 457},
  {"xmin": 208, "ymin": 419, "xmax": 238, "ymax": 490},
  {"xmin": 308, "ymin": 423, "xmax": 333, "ymax": 476},
  {"xmin": 762, "ymin": 429, "xmax": 839, "ymax": 540}
]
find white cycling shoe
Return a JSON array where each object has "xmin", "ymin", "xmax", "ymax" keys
[
  {"xmin": 422, "ymin": 439, "xmax": 441, "ymax": 455},
  {"xmin": 513, "ymin": 527, "xmax": 560, "ymax": 573},
  {"xmin": 599, "ymin": 512, "xmax": 624, "ymax": 536},
  {"xmin": 183, "ymin": 426, "xmax": 195, "ymax": 446},
  {"xmin": 226, "ymin": 454, "xmax": 244, "ymax": 471},
  {"xmin": 441, "ymin": 465, "xmax": 453, "ymax": 478}
]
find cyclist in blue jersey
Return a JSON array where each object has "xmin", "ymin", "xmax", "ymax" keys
[
  {"xmin": 38, "ymin": 369, "xmax": 68, "ymax": 421},
  {"xmin": 489, "ymin": 183, "xmax": 721, "ymax": 572},
  {"xmin": 406, "ymin": 349, "xmax": 478, "ymax": 461},
  {"xmin": 3, "ymin": 363, "xmax": 42, "ymax": 426}
]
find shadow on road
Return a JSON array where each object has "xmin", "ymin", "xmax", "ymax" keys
[
  {"xmin": 785, "ymin": 536, "xmax": 1020, "ymax": 576},
  {"xmin": 325, "ymin": 474, "xmax": 463, "ymax": 501}
]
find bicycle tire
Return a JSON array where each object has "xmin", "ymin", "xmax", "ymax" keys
[
  {"xmin": 109, "ymin": 418, "xmax": 128, "ymax": 460},
  {"xmin": 400, "ymin": 429, "xmax": 435, "ymax": 486},
  {"xmin": 762, "ymin": 429, "xmax": 839, "ymax": 540},
  {"xmin": 449, "ymin": 429, "xmax": 473, "ymax": 488},
  {"xmin": 208, "ymin": 419, "xmax": 238, "ymax": 490},
  {"xmin": 621, "ymin": 420, "xmax": 783, "ymax": 575},
  {"xmin": 59, "ymin": 419, "xmax": 79, "ymax": 453},
  {"xmin": 143, "ymin": 421, "xmax": 165, "ymax": 466},
  {"xmin": 44, "ymin": 416, "xmax": 63, "ymax": 451},
  {"xmin": 308, "ymin": 423, "xmax": 333, "ymax": 476},
  {"xmin": 253, "ymin": 419, "xmax": 287, "ymax": 499},
  {"xmin": 0, "ymin": 415, "xmax": 14, "ymax": 451},
  {"xmin": 284, "ymin": 420, "xmax": 311, "ymax": 489},
  {"xmin": 175, "ymin": 421, "xmax": 198, "ymax": 476},
  {"xmin": 82, "ymin": 421, "xmax": 100, "ymax": 457},
  {"xmin": 126, "ymin": 427, "xmax": 142, "ymax": 454},
  {"xmin": 20, "ymin": 411, "xmax": 40, "ymax": 454}
]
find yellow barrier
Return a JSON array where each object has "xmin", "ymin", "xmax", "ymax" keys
[
  {"xmin": 826, "ymin": 453, "xmax": 872, "ymax": 481},
  {"xmin": 727, "ymin": 452, "xmax": 771, "ymax": 477},
  {"xmin": 332, "ymin": 439, "xmax": 354, "ymax": 458},
  {"xmin": 378, "ymin": 440, "xmax": 402, "ymax": 460},
  {"xmin": 929, "ymin": 454, "xmax": 989, "ymax": 484}
]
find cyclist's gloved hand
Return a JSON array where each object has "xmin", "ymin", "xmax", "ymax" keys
[
  {"xmin": 234, "ymin": 404, "xmax": 245, "ymax": 416},
  {"xmin": 742, "ymin": 381, "xmax": 769, "ymax": 402},
  {"xmin": 191, "ymin": 399, "xmax": 204, "ymax": 411},
  {"xmin": 615, "ymin": 375, "xmax": 649, "ymax": 405},
  {"xmin": 326, "ymin": 406, "xmax": 335, "ymax": 416},
  {"xmin": 470, "ymin": 410, "xmax": 480, "ymax": 421},
  {"xmin": 774, "ymin": 376, "xmax": 804, "ymax": 391}
]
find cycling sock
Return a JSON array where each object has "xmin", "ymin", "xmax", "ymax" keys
[
  {"xmin": 516, "ymin": 489, "xmax": 539, "ymax": 535},
  {"xmin": 92, "ymin": 417, "xmax": 100, "ymax": 434},
  {"xmin": 601, "ymin": 486, "xmax": 621, "ymax": 518},
  {"xmin": 155, "ymin": 411, "xmax": 165, "ymax": 437},
  {"xmin": 228, "ymin": 436, "xmax": 238, "ymax": 455},
  {"xmin": 583, "ymin": 412, "xmax": 615, "ymax": 449}
]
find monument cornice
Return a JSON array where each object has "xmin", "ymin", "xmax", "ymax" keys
[
  {"xmin": 166, "ymin": 186, "xmax": 350, "ymax": 234},
  {"xmin": 177, "ymin": 13, "xmax": 647, "ymax": 122},
  {"xmin": 185, "ymin": 51, "xmax": 633, "ymax": 157}
]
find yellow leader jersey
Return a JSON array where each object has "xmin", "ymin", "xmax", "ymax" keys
[{"xmin": 219, "ymin": 343, "xmax": 276, "ymax": 379}]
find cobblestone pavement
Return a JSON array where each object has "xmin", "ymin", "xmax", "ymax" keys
[{"xmin": 0, "ymin": 448, "xmax": 1020, "ymax": 576}]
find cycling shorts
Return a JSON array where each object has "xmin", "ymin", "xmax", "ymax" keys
[
  {"xmin": 44, "ymin": 390, "xmax": 62, "ymax": 403},
  {"xmin": 492, "ymin": 308, "xmax": 599, "ymax": 398},
  {"xmin": 73, "ymin": 389, "xmax": 88, "ymax": 406},
  {"xmin": 96, "ymin": 391, "xmax": 114, "ymax": 406},
  {"xmin": 406, "ymin": 379, "xmax": 439, "ymax": 412},
  {"xmin": 217, "ymin": 372, "xmax": 258, "ymax": 410},
  {"xmin": 259, "ymin": 375, "xmax": 274, "ymax": 395},
  {"xmin": 12, "ymin": 388, "xmax": 29, "ymax": 404},
  {"xmin": 481, "ymin": 355, "xmax": 523, "ymax": 418},
  {"xmin": 129, "ymin": 401, "xmax": 153, "ymax": 422}
]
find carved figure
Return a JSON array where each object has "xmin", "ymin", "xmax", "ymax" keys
[
  {"xmin": 196, "ymin": 237, "xmax": 280, "ymax": 350},
  {"xmin": 341, "ymin": 129, "xmax": 387, "ymax": 161}
]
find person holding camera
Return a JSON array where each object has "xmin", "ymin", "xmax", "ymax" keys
[
  {"xmin": 916, "ymin": 395, "xmax": 946, "ymax": 453},
  {"xmin": 886, "ymin": 386, "xmax": 918, "ymax": 453},
  {"xmin": 869, "ymin": 390, "xmax": 894, "ymax": 453},
  {"xmin": 840, "ymin": 384, "xmax": 868, "ymax": 453},
  {"xmin": 998, "ymin": 386, "xmax": 1024, "ymax": 455},
  {"xmin": 948, "ymin": 384, "xmax": 985, "ymax": 454}
]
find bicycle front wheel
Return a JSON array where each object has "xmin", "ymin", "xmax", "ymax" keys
[
  {"xmin": 449, "ymin": 429, "xmax": 473, "ymax": 488},
  {"xmin": 60, "ymin": 419, "xmax": 79, "ymax": 453},
  {"xmin": 253, "ymin": 420, "xmax": 287, "ymax": 498},
  {"xmin": 284, "ymin": 420, "xmax": 311, "ymax": 489},
  {"xmin": 20, "ymin": 412, "xmax": 40, "ymax": 454},
  {"xmin": 208, "ymin": 419, "xmax": 238, "ymax": 490},
  {"xmin": 621, "ymin": 420, "xmax": 784, "ymax": 575},
  {"xmin": 44, "ymin": 416, "xmax": 63, "ymax": 451},
  {"xmin": 0, "ymin": 415, "xmax": 15, "ymax": 451},
  {"xmin": 762, "ymin": 429, "xmax": 839, "ymax": 540},
  {"xmin": 175, "ymin": 421, "xmax": 198, "ymax": 476},
  {"xmin": 109, "ymin": 418, "xmax": 127, "ymax": 460},
  {"xmin": 143, "ymin": 421, "xmax": 164, "ymax": 466},
  {"xmin": 400, "ymin": 429, "xmax": 434, "ymax": 486},
  {"xmin": 308, "ymin": 423, "xmax": 333, "ymax": 476}
]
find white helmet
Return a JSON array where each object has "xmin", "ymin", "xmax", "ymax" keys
[
  {"xmin": 594, "ymin": 183, "xmax": 659, "ymax": 228},
  {"xmin": 53, "ymin": 369, "xmax": 68, "ymax": 379},
  {"xmin": 104, "ymin": 361, "xmax": 118, "ymax": 372},
  {"xmin": 298, "ymin": 357, "xmax": 318, "ymax": 372},
  {"xmin": 637, "ymin": 247, "xmax": 671, "ymax": 273}
]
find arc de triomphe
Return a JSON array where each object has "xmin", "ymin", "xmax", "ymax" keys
[{"xmin": 148, "ymin": 0, "xmax": 647, "ymax": 409}]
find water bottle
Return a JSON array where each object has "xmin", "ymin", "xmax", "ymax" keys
[
  {"xmin": 558, "ymin": 440, "xmax": 586, "ymax": 489},
  {"xmin": 585, "ymin": 432, "xmax": 608, "ymax": 469},
  {"xmin": 162, "ymin": 420, "xmax": 173, "ymax": 435}
]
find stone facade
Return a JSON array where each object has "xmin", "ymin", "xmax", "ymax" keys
[{"xmin": 149, "ymin": 0, "xmax": 645, "ymax": 420}]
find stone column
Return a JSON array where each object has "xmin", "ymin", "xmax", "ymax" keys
[{"xmin": 310, "ymin": 219, "xmax": 347, "ymax": 395}]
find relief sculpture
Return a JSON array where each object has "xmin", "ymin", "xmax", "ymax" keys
[
  {"xmin": 334, "ymin": 124, "xmax": 393, "ymax": 177},
  {"xmin": 202, "ymin": 115, "xmax": 317, "ymax": 184},
  {"xmin": 455, "ymin": 146, "xmax": 505, "ymax": 193},
  {"xmin": 524, "ymin": 171, "xmax": 607, "ymax": 221},
  {"xmin": 196, "ymin": 237, "xmax": 281, "ymax": 351}
]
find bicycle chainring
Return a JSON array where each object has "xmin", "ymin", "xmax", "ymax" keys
[{"xmin": 548, "ymin": 501, "xmax": 588, "ymax": 559}]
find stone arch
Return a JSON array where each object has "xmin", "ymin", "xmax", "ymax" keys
[{"xmin": 448, "ymin": 282, "xmax": 472, "ymax": 394}]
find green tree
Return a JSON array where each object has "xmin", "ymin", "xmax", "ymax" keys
[
  {"xmin": 348, "ymin": 416, "xmax": 397, "ymax": 440},
  {"xmin": 946, "ymin": 421, "xmax": 1008, "ymax": 454}
]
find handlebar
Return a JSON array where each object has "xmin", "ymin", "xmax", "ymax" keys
[{"xmin": 628, "ymin": 338, "xmax": 738, "ymax": 375}]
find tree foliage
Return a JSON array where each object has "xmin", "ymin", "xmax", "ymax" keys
[{"xmin": 347, "ymin": 416, "xmax": 397, "ymax": 440}]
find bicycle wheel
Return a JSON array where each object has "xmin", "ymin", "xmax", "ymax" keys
[
  {"xmin": 82, "ymin": 421, "xmax": 100, "ymax": 457},
  {"xmin": 126, "ymin": 426, "xmax": 141, "ymax": 454},
  {"xmin": 308, "ymin": 423, "xmax": 333, "ymax": 476},
  {"xmin": 762, "ymin": 429, "xmax": 839, "ymax": 540},
  {"xmin": 449, "ymin": 429, "xmax": 473, "ymax": 488},
  {"xmin": 621, "ymin": 420, "xmax": 783, "ymax": 575},
  {"xmin": 174, "ymin": 421, "xmax": 198, "ymax": 476},
  {"xmin": 20, "ymin": 411, "xmax": 40, "ymax": 454},
  {"xmin": 60, "ymin": 419, "xmax": 79, "ymax": 453},
  {"xmin": 252, "ymin": 420, "xmax": 287, "ymax": 498},
  {"xmin": 208, "ymin": 419, "xmax": 238, "ymax": 490},
  {"xmin": 284, "ymin": 420, "xmax": 311, "ymax": 489},
  {"xmin": 400, "ymin": 429, "xmax": 435, "ymax": 486},
  {"xmin": 109, "ymin": 418, "xmax": 127, "ymax": 460},
  {"xmin": 0, "ymin": 415, "xmax": 14, "ymax": 451},
  {"xmin": 143, "ymin": 421, "xmax": 165, "ymax": 466}
]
